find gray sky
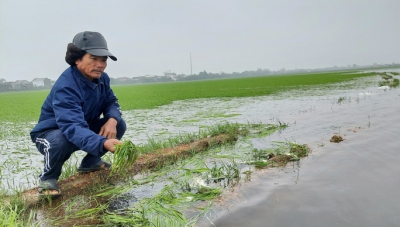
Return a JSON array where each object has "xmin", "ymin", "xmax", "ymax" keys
[{"xmin": 1, "ymin": 0, "xmax": 399, "ymax": 82}]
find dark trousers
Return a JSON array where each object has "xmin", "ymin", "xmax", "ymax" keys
[{"xmin": 35, "ymin": 118, "xmax": 126, "ymax": 181}]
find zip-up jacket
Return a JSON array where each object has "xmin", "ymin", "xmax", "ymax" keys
[{"xmin": 30, "ymin": 66, "xmax": 122, "ymax": 156}]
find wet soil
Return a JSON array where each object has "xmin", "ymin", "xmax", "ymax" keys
[{"xmin": 329, "ymin": 134, "xmax": 344, "ymax": 143}]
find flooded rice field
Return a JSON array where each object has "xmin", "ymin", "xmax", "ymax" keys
[
  {"xmin": 206, "ymin": 77, "xmax": 400, "ymax": 226},
  {"xmin": 1, "ymin": 73, "xmax": 399, "ymax": 226}
]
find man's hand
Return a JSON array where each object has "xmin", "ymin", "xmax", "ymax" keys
[
  {"xmin": 104, "ymin": 139, "xmax": 122, "ymax": 153},
  {"xmin": 99, "ymin": 118, "xmax": 118, "ymax": 139}
]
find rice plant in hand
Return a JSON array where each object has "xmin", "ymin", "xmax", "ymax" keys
[{"xmin": 111, "ymin": 140, "xmax": 139, "ymax": 175}]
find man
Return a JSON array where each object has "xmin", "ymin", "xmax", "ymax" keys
[{"xmin": 30, "ymin": 31, "xmax": 126, "ymax": 197}]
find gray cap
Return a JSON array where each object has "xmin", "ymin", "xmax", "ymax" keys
[{"xmin": 72, "ymin": 31, "xmax": 117, "ymax": 61}]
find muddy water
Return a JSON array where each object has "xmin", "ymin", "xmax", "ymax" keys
[{"xmin": 205, "ymin": 80, "xmax": 400, "ymax": 226}]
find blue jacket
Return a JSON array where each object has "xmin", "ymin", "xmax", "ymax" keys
[{"xmin": 30, "ymin": 66, "xmax": 122, "ymax": 156}]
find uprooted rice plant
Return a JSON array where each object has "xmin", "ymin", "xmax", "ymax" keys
[
  {"xmin": 111, "ymin": 141, "xmax": 139, "ymax": 175},
  {"xmin": 249, "ymin": 141, "xmax": 310, "ymax": 168}
]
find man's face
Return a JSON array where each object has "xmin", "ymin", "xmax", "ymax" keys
[{"xmin": 75, "ymin": 53, "xmax": 107, "ymax": 81}]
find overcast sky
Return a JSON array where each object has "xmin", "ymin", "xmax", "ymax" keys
[{"xmin": 1, "ymin": 0, "xmax": 399, "ymax": 81}]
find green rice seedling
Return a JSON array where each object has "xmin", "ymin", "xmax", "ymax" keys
[
  {"xmin": 95, "ymin": 184, "xmax": 132, "ymax": 198},
  {"xmin": 180, "ymin": 187, "xmax": 223, "ymax": 202},
  {"xmin": 136, "ymin": 122, "xmax": 257, "ymax": 155},
  {"xmin": 337, "ymin": 96, "xmax": 346, "ymax": 104},
  {"xmin": 247, "ymin": 141, "xmax": 310, "ymax": 169},
  {"xmin": 277, "ymin": 120, "xmax": 289, "ymax": 129},
  {"xmin": 171, "ymin": 132, "xmax": 196, "ymax": 145},
  {"xmin": 246, "ymin": 147, "xmax": 272, "ymax": 166},
  {"xmin": 146, "ymin": 202, "xmax": 186, "ymax": 227},
  {"xmin": 109, "ymin": 186, "xmax": 189, "ymax": 227},
  {"xmin": 204, "ymin": 160, "xmax": 240, "ymax": 185},
  {"xmin": 288, "ymin": 142, "xmax": 309, "ymax": 159},
  {"xmin": 251, "ymin": 159, "xmax": 273, "ymax": 169},
  {"xmin": 208, "ymin": 162, "xmax": 225, "ymax": 182},
  {"xmin": 185, "ymin": 201, "xmax": 214, "ymax": 226},
  {"xmin": 378, "ymin": 76, "xmax": 399, "ymax": 88},
  {"xmin": 72, "ymin": 203, "xmax": 108, "ymax": 219},
  {"xmin": 378, "ymin": 80, "xmax": 388, "ymax": 87},
  {"xmin": 0, "ymin": 203, "xmax": 38, "ymax": 227},
  {"xmin": 223, "ymin": 161, "xmax": 240, "ymax": 181},
  {"xmin": 63, "ymin": 196, "xmax": 83, "ymax": 214},
  {"xmin": 0, "ymin": 193, "xmax": 40, "ymax": 227},
  {"xmin": 243, "ymin": 170, "xmax": 252, "ymax": 182},
  {"xmin": 251, "ymin": 148, "xmax": 275, "ymax": 161},
  {"xmin": 103, "ymin": 212, "xmax": 148, "ymax": 226},
  {"xmin": 381, "ymin": 74, "xmax": 393, "ymax": 80},
  {"xmin": 49, "ymin": 195, "xmax": 109, "ymax": 226},
  {"xmin": 271, "ymin": 140, "xmax": 310, "ymax": 160},
  {"xmin": 134, "ymin": 185, "xmax": 218, "ymax": 227},
  {"xmin": 111, "ymin": 140, "xmax": 139, "ymax": 175},
  {"xmin": 391, "ymin": 78, "xmax": 399, "ymax": 87},
  {"xmin": 59, "ymin": 154, "xmax": 79, "ymax": 180},
  {"xmin": 246, "ymin": 122, "xmax": 287, "ymax": 138}
]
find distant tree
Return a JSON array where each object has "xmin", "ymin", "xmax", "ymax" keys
[
  {"xmin": 0, "ymin": 78, "xmax": 5, "ymax": 83},
  {"xmin": 199, "ymin": 70, "xmax": 208, "ymax": 79}
]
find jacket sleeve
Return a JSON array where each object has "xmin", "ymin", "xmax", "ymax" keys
[
  {"xmin": 102, "ymin": 74, "xmax": 122, "ymax": 122},
  {"xmin": 53, "ymin": 85, "xmax": 107, "ymax": 156}
]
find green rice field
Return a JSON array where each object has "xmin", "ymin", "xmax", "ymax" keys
[{"xmin": 0, "ymin": 71, "xmax": 376, "ymax": 123}]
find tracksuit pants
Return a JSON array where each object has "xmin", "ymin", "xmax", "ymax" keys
[{"xmin": 34, "ymin": 118, "xmax": 126, "ymax": 181}]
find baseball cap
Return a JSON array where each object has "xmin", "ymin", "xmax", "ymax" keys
[{"xmin": 73, "ymin": 31, "xmax": 117, "ymax": 61}]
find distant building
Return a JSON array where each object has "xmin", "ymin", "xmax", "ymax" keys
[
  {"xmin": 132, "ymin": 76, "xmax": 140, "ymax": 82},
  {"xmin": 0, "ymin": 82, "xmax": 12, "ymax": 92},
  {"xmin": 11, "ymin": 80, "xmax": 33, "ymax": 90},
  {"xmin": 32, "ymin": 78, "xmax": 51, "ymax": 87},
  {"xmin": 164, "ymin": 72, "xmax": 178, "ymax": 81},
  {"xmin": 114, "ymin": 77, "xmax": 134, "ymax": 84},
  {"xmin": 115, "ymin": 77, "xmax": 132, "ymax": 81}
]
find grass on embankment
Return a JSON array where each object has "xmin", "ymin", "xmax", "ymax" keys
[{"xmin": 0, "ymin": 71, "xmax": 376, "ymax": 123}]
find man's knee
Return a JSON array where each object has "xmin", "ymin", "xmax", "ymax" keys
[
  {"xmin": 36, "ymin": 130, "xmax": 76, "ymax": 154},
  {"xmin": 116, "ymin": 118, "xmax": 126, "ymax": 139}
]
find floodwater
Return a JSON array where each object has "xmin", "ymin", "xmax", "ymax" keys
[
  {"xmin": 204, "ymin": 77, "xmax": 400, "ymax": 226},
  {"xmin": 1, "ymin": 73, "xmax": 399, "ymax": 227}
]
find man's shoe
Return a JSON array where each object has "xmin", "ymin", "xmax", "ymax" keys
[
  {"xmin": 77, "ymin": 160, "xmax": 111, "ymax": 173},
  {"xmin": 38, "ymin": 179, "xmax": 61, "ymax": 198}
]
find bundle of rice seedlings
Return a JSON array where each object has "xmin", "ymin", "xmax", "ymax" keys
[{"xmin": 111, "ymin": 140, "xmax": 139, "ymax": 175}]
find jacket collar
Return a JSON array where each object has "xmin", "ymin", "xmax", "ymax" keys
[{"xmin": 71, "ymin": 66, "xmax": 104, "ymax": 89}]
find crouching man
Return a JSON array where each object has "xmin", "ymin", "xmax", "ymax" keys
[{"xmin": 30, "ymin": 31, "xmax": 126, "ymax": 197}]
